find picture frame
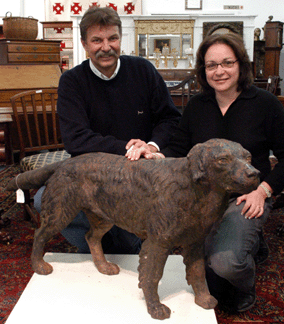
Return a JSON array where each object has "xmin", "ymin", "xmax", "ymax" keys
[
  {"xmin": 203, "ymin": 22, "xmax": 243, "ymax": 39},
  {"xmin": 154, "ymin": 39, "xmax": 171, "ymax": 53},
  {"xmin": 185, "ymin": 0, "xmax": 202, "ymax": 10}
]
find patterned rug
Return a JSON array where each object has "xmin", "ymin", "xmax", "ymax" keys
[
  {"xmin": 0, "ymin": 165, "xmax": 18, "ymax": 214},
  {"xmin": 0, "ymin": 165, "xmax": 77, "ymax": 324},
  {"xmin": 0, "ymin": 164, "xmax": 284, "ymax": 324},
  {"xmin": 215, "ymin": 206, "xmax": 284, "ymax": 323}
]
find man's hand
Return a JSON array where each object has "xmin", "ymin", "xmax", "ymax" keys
[{"xmin": 125, "ymin": 139, "xmax": 164, "ymax": 161}]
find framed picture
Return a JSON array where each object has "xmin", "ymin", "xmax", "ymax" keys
[
  {"xmin": 203, "ymin": 22, "xmax": 243, "ymax": 39},
  {"xmin": 185, "ymin": 0, "xmax": 202, "ymax": 10},
  {"xmin": 154, "ymin": 39, "xmax": 171, "ymax": 53}
]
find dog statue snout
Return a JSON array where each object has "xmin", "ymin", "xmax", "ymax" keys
[{"xmin": 245, "ymin": 163, "xmax": 260, "ymax": 178}]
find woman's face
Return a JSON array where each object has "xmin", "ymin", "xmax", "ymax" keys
[{"xmin": 204, "ymin": 43, "xmax": 240, "ymax": 95}]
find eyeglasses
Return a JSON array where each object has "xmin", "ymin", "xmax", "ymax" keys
[{"xmin": 204, "ymin": 59, "xmax": 238, "ymax": 71}]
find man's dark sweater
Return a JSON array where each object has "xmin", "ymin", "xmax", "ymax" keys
[
  {"xmin": 162, "ymin": 85, "xmax": 284, "ymax": 195},
  {"xmin": 57, "ymin": 56, "xmax": 181, "ymax": 157}
]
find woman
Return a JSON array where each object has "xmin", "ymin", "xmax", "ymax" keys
[{"xmin": 126, "ymin": 33, "xmax": 284, "ymax": 312}]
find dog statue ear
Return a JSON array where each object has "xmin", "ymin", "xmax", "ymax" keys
[{"xmin": 187, "ymin": 144, "xmax": 206, "ymax": 182}]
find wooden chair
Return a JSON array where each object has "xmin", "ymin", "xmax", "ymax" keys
[
  {"xmin": 10, "ymin": 89, "xmax": 70, "ymax": 225},
  {"xmin": 167, "ymin": 74, "xmax": 198, "ymax": 113},
  {"xmin": 266, "ymin": 75, "xmax": 280, "ymax": 95}
]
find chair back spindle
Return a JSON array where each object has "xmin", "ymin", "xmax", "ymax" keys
[
  {"xmin": 167, "ymin": 74, "xmax": 198, "ymax": 113},
  {"xmin": 10, "ymin": 89, "xmax": 64, "ymax": 160}
]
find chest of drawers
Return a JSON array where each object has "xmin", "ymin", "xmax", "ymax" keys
[{"xmin": 0, "ymin": 39, "xmax": 61, "ymax": 65}]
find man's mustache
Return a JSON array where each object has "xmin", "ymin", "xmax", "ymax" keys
[{"xmin": 95, "ymin": 49, "xmax": 119, "ymax": 59}]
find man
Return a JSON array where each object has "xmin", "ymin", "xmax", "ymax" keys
[{"xmin": 35, "ymin": 6, "xmax": 181, "ymax": 254}]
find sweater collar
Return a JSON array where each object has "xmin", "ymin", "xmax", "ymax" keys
[{"xmin": 89, "ymin": 58, "xmax": 121, "ymax": 80}]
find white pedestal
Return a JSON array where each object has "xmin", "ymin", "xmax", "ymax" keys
[{"xmin": 6, "ymin": 253, "xmax": 217, "ymax": 324}]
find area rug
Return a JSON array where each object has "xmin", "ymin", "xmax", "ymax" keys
[
  {"xmin": 0, "ymin": 164, "xmax": 284, "ymax": 324},
  {"xmin": 215, "ymin": 205, "xmax": 284, "ymax": 323},
  {"xmin": 0, "ymin": 165, "xmax": 18, "ymax": 214},
  {"xmin": 0, "ymin": 164, "xmax": 77, "ymax": 323},
  {"xmin": 0, "ymin": 204, "xmax": 78, "ymax": 324}
]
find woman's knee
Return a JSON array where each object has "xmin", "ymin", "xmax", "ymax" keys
[
  {"xmin": 207, "ymin": 251, "xmax": 236, "ymax": 278},
  {"xmin": 208, "ymin": 249, "xmax": 255, "ymax": 289}
]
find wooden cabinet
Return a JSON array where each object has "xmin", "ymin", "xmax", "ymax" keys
[
  {"xmin": 0, "ymin": 39, "xmax": 62, "ymax": 164},
  {"xmin": 0, "ymin": 39, "xmax": 61, "ymax": 65},
  {"xmin": 41, "ymin": 21, "xmax": 73, "ymax": 71},
  {"xmin": 264, "ymin": 21, "xmax": 283, "ymax": 78},
  {"xmin": 0, "ymin": 64, "xmax": 61, "ymax": 163}
]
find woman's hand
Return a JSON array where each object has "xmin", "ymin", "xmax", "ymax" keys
[
  {"xmin": 125, "ymin": 139, "xmax": 165, "ymax": 161},
  {"xmin": 236, "ymin": 182, "xmax": 272, "ymax": 219}
]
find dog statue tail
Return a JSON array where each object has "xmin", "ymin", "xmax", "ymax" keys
[{"xmin": 6, "ymin": 161, "xmax": 63, "ymax": 191}]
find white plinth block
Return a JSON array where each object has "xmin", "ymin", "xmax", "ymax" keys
[{"xmin": 6, "ymin": 253, "xmax": 217, "ymax": 324}]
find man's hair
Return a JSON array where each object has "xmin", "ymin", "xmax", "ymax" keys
[
  {"xmin": 80, "ymin": 7, "xmax": 122, "ymax": 41},
  {"xmin": 195, "ymin": 33, "xmax": 254, "ymax": 93}
]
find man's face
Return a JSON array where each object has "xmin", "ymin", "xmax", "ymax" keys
[{"xmin": 81, "ymin": 24, "xmax": 121, "ymax": 78}]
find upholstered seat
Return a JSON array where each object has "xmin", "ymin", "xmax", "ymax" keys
[{"xmin": 20, "ymin": 150, "xmax": 70, "ymax": 171}]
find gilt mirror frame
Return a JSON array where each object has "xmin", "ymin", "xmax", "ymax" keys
[{"xmin": 134, "ymin": 19, "xmax": 195, "ymax": 59}]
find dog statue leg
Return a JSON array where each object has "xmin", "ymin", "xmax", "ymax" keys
[
  {"xmin": 31, "ymin": 230, "xmax": 54, "ymax": 275},
  {"xmin": 31, "ymin": 200, "xmax": 82, "ymax": 275},
  {"xmin": 182, "ymin": 244, "xmax": 218, "ymax": 309},
  {"xmin": 138, "ymin": 239, "xmax": 171, "ymax": 320},
  {"xmin": 31, "ymin": 218, "xmax": 65, "ymax": 275},
  {"xmin": 85, "ymin": 214, "xmax": 119, "ymax": 275}
]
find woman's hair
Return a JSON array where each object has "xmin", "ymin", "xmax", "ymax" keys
[
  {"xmin": 80, "ymin": 7, "xmax": 122, "ymax": 42},
  {"xmin": 195, "ymin": 33, "xmax": 254, "ymax": 93}
]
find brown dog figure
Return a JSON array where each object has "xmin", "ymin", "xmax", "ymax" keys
[{"xmin": 6, "ymin": 139, "xmax": 259, "ymax": 320}]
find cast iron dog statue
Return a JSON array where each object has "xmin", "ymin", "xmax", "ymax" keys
[{"xmin": 6, "ymin": 139, "xmax": 260, "ymax": 320}]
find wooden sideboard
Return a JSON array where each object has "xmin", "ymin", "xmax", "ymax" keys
[{"xmin": 0, "ymin": 39, "xmax": 61, "ymax": 65}]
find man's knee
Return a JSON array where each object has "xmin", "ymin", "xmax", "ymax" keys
[{"xmin": 34, "ymin": 186, "xmax": 46, "ymax": 213}]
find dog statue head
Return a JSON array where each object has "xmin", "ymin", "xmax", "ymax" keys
[{"xmin": 187, "ymin": 139, "xmax": 260, "ymax": 194}]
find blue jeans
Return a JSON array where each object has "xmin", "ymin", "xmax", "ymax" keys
[
  {"xmin": 205, "ymin": 197, "xmax": 272, "ymax": 294},
  {"xmin": 34, "ymin": 186, "xmax": 141, "ymax": 254}
]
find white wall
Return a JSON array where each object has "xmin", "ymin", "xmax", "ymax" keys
[
  {"xmin": 142, "ymin": 0, "xmax": 284, "ymax": 92},
  {"xmin": 142, "ymin": 0, "xmax": 284, "ymax": 40},
  {"xmin": 1, "ymin": 0, "xmax": 45, "ymax": 38},
  {"xmin": 1, "ymin": 0, "xmax": 22, "ymax": 17},
  {"xmin": 2, "ymin": 0, "xmax": 284, "ymax": 42},
  {"xmin": 1, "ymin": 0, "xmax": 284, "ymax": 91},
  {"xmin": 2, "ymin": 1, "xmax": 284, "ymax": 39}
]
